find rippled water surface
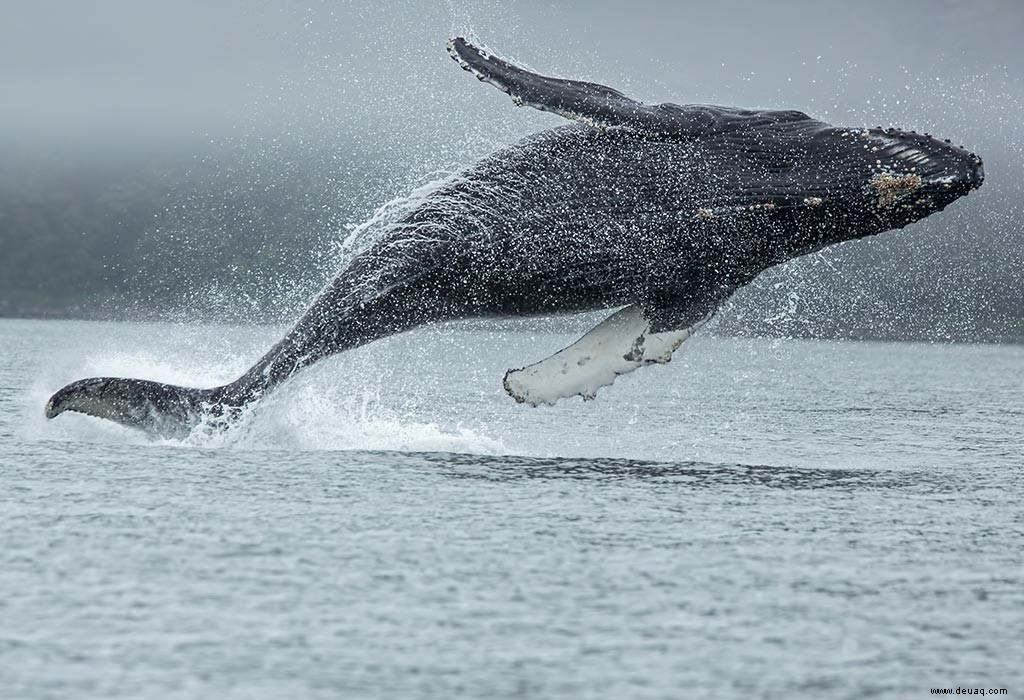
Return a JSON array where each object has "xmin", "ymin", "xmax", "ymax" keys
[{"xmin": 2, "ymin": 318, "xmax": 1022, "ymax": 698}]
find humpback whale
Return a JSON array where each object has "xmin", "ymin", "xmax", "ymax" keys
[{"xmin": 45, "ymin": 37, "xmax": 984, "ymax": 437}]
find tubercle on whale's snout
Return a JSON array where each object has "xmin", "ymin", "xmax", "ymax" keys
[{"xmin": 968, "ymin": 157, "xmax": 985, "ymax": 190}]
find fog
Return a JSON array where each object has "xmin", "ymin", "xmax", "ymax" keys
[
  {"xmin": 1, "ymin": 0, "xmax": 1022, "ymax": 338},
  {"xmin": 4, "ymin": 0, "xmax": 1023, "ymax": 142}
]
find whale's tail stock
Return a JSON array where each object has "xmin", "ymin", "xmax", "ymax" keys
[
  {"xmin": 42, "ymin": 284, "xmax": 409, "ymax": 438},
  {"xmin": 44, "ymin": 377, "xmax": 237, "ymax": 438}
]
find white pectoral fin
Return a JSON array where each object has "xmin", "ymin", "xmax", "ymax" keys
[{"xmin": 503, "ymin": 305, "xmax": 708, "ymax": 406}]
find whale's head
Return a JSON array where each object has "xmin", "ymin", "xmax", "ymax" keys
[
  {"xmin": 810, "ymin": 124, "xmax": 984, "ymax": 231},
  {"xmin": 689, "ymin": 108, "xmax": 984, "ymax": 259}
]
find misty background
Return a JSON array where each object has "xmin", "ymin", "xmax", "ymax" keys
[{"xmin": 2, "ymin": 0, "xmax": 1022, "ymax": 340}]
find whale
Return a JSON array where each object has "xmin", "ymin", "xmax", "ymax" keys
[{"xmin": 45, "ymin": 37, "xmax": 984, "ymax": 437}]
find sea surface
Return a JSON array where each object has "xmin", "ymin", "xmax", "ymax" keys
[{"xmin": 1, "ymin": 317, "xmax": 1022, "ymax": 699}]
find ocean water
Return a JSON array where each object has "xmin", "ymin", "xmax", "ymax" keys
[{"xmin": 1, "ymin": 317, "xmax": 1021, "ymax": 698}]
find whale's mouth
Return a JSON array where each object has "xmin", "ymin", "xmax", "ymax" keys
[
  {"xmin": 919, "ymin": 156, "xmax": 985, "ymax": 192},
  {"xmin": 865, "ymin": 131, "xmax": 984, "ymax": 194}
]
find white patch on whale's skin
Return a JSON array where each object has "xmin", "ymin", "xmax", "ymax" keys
[{"xmin": 503, "ymin": 305, "xmax": 709, "ymax": 406}]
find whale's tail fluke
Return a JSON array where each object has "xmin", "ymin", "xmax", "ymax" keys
[{"xmin": 44, "ymin": 377, "xmax": 228, "ymax": 439}]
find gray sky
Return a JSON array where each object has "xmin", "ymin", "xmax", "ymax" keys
[{"xmin": 3, "ymin": 0, "xmax": 1023, "ymax": 155}]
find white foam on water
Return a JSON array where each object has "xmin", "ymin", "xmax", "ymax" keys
[
  {"xmin": 181, "ymin": 376, "xmax": 507, "ymax": 455},
  {"xmin": 26, "ymin": 328, "xmax": 508, "ymax": 457}
]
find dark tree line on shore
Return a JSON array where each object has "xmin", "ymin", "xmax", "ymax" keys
[{"xmin": 1, "ymin": 137, "xmax": 1021, "ymax": 342}]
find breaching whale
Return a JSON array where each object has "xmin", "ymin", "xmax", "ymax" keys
[{"xmin": 45, "ymin": 37, "xmax": 984, "ymax": 437}]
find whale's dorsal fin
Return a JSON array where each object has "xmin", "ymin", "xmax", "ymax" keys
[
  {"xmin": 503, "ymin": 305, "xmax": 711, "ymax": 406},
  {"xmin": 448, "ymin": 37, "xmax": 706, "ymax": 134}
]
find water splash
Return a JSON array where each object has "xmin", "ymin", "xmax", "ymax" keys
[{"xmin": 26, "ymin": 321, "xmax": 507, "ymax": 455}]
